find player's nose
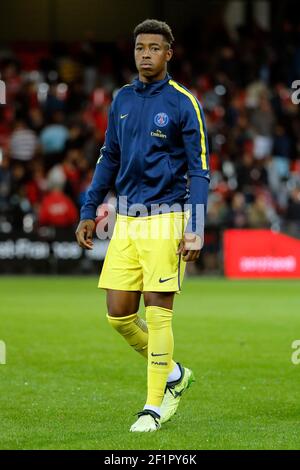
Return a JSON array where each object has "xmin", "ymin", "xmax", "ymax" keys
[{"xmin": 142, "ymin": 49, "xmax": 151, "ymax": 58}]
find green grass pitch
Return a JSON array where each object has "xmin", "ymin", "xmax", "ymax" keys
[{"xmin": 0, "ymin": 276, "xmax": 299, "ymax": 450}]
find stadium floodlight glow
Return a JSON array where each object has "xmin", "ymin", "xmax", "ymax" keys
[
  {"xmin": 222, "ymin": 161, "xmax": 235, "ymax": 177},
  {"xmin": 0, "ymin": 221, "xmax": 12, "ymax": 234},
  {"xmin": 38, "ymin": 83, "xmax": 49, "ymax": 103},
  {"xmin": 23, "ymin": 214, "xmax": 34, "ymax": 233},
  {"xmin": 214, "ymin": 84, "xmax": 226, "ymax": 96},
  {"xmin": 28, "ymin": 71, "xmax": 42, "ymax": 83},
  {"xmin": 57, "ymin": 83, "xmax": 68, "ymax": 100},
  {"xmin": 215, "ymin": 134, "xmax": 226, "ymax": 146}
]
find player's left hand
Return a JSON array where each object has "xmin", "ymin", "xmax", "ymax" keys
[{"xmin": 177, "ymin": 233, "xmax": 202, "ymax": 262}]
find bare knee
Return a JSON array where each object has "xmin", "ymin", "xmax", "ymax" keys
[
  {"xmin": 106, "ymin": 289, "xmax": 141, "ymax": 317},
  {"xmin": 107, "ymin": 304, "xmax": 136, "ymax": 317}
]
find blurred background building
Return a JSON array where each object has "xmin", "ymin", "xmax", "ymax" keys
[{"xmin": 0, "ymin": 0, "xmax": 300, "ymax": 274}]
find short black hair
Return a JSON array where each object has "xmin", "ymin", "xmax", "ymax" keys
[{"xmin": 134, "ymin": 19, "xmax": 174, "ymax": 47}]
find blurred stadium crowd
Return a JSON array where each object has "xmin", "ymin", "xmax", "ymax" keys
[{"xmin": 1, "ymin": 20, "xmax": 300, "ymax": 246}]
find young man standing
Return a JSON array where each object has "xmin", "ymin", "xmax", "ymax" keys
[{"xmin": 76, "ymin": 19, "xmax": 210, "ymax": 432}]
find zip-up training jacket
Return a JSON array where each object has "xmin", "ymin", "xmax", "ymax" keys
[{"xmin": 80, "ymin": 73, "xmax": 210, "ymax": 237}]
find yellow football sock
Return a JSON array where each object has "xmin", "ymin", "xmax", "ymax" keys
[
  {"xmin": 145, "ymin": 306, "xmax": 174, "ymax": 408},
  {"xmin": 107, "ymin": 312, "xmax": 148, "ymax": 359},
  {"xmin": 107, "ymin": 311, "xmax": 177, "ymax": 372}
]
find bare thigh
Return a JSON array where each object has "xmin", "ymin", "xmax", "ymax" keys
[{"xmin": 106, "ymin": 289, "xmax": 142, "ymax": 317}]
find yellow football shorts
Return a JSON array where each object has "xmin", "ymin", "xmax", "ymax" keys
[{"xmin": 98, "ymin": 211, "xmax": 189, "ymax": 293}]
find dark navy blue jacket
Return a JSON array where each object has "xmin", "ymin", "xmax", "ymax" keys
[{"xmin": 80, "ymin": 73, "xmax": 210, "ymax": 236}]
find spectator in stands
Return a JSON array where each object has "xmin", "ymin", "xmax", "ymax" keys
[
  {"xmin": 206, "ymin": 193, "xmax": 229, "ymax": 228},
  {"xmin": 38, "ymin": 166, "xmax": 78, "ymax": 228},
  {"xmin": 10, "ymin": 118, "xmax": 38, "ymax": 163},
  {"xmin": 43, "ymin": 83, "xmax": 66, "ymax": 119},
  {"xmin": 250, "ymin": 95, "xmax": 275, "ymax": 159},
  {"xmin": 25, "ymin": 160, "xmax": 47, "ymax": 207},
  {"xmin": 247, "ymin": 194, "xmax": 272, "ymax": 228},
  {"xmin": 39, "ymin": 111, "xmax": 69, "ymax": 170},
  {"xmin": 229, "ymin": 192, "xmax": 249, "ymax": 228}
]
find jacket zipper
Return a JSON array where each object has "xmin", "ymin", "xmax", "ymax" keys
[{"xmin": 137, "ymin": 96, "xmax": 146, "ymax": 202}]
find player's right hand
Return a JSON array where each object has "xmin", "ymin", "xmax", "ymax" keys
[{"xmin": 75, "ymin": 219, "xmax": 96, "ymax": 250}]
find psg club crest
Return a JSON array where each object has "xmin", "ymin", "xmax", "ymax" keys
[{"xmin": 154, "ymin": 112, "xmax": 169, "ymax": 127}]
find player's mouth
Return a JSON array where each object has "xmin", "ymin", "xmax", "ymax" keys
[{"xmin": 140, "ymin": 63, "xmax": 153, "ymax": 68}]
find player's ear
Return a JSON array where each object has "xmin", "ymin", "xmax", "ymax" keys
[{"xmin": 166, "ymin": 48, "xmax": 173, "ymax": 62}]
